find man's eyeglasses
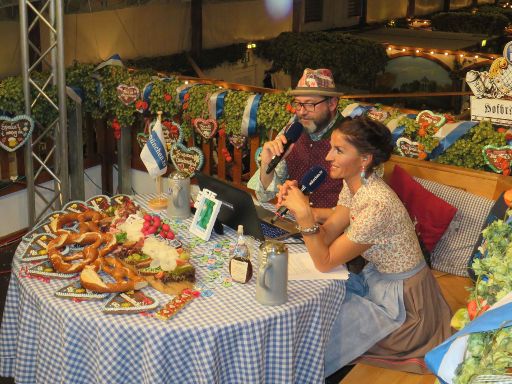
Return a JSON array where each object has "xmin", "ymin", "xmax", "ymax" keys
[{"xmin": 291, "ymin": 98, "xmax": 329, "ymax": 112}]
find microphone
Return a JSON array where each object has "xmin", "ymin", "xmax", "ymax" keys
[
  {"xmin": 265, "ymin": 122, "xmax": 303, "ymax": 174},
  {"xmin": 272, "ymin": 165, "xmax": 327, "ymax": 222}
]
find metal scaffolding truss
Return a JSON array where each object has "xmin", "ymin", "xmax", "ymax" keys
[{"xmin": 18, "ymin": 0, "xmax": 68, "ymax": 226}]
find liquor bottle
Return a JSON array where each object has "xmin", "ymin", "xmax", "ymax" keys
[{"xmin": 229, "ymin": 225, "xmax": 253, "ymax": 283}]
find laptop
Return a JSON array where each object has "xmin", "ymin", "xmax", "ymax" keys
[{"xmin": 195, "ymin": 173, "xmax": 299, "ymax": 241}]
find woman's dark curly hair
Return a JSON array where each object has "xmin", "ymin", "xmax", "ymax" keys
[{"xmin": 334, "ymin": 116, "xmax": 393, "ymax": 173}]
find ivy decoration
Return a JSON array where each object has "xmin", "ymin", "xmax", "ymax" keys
[
  {"xmin": 435, "ymin": 120, "xmax": 506, "ymax": 170},
  {"xmin": 220, "ymin": 90, "xmax": 252, "ymax": 136},
  {"xmin": 180, "ymin": 84, "xmax": 219, "ymax": 140},
  {"xmin": 148, "ymin": 77, "xmax": 184, "ymax": 120},
  {"xmin": 256, "ymin": 91, "xmax": 294, "ymax": 138}
]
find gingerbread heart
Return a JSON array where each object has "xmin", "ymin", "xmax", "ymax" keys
[
  {"xmin": 21, "ymin": 233, "xmax": 56, "ymax": 262},
  {"xmin": 396, "ymin": 137, "xmax": 422, "ymax": 159},
  {"xmin": 170, "ymin": 143, "xmax": 204, "ymax": 177},
  {"xmin": 0, "ymin": 115, "xmax": 35, "ymax": 152},
  {"xmin": 367, "ymin": 108, "xmax": 389, "ymax": 123},
  {"xmin": 86, "ymin": 195, "xmax": 111, "ymax": 212},
  {"xmin": 229, "ymin": 134, "xmax": 246, "ymax": 149},
  {"xmin": 55, "ymin": 280, "xmax": 109, "ymax": 300},
  {"xmin": 63, "ymin": 200, "xmax": 89, "ymax": 213},
  {"xmin": 28, "ymin": 260, "xmax": 77, "ymax": 279},
  {"xmin": 193, "ymin": 118, "xmax": 218, "ymax": 140},
  {"xmin": 416, "ymin": 110, "xmax": 446, "ymax": 128},
  {"xmin": 102, "ymin": 290, "xmax": 158, "ymax": 314},
  {"xmin": 159, "ymin": 120, "xmax": 184, "ymax": 150},
  {"xmin": 482, "ymin": 145, "xmax": 512, "ymax": 174},
  {"xmin": 116, "ymin": 84, "xmax": 140, "ymax": 106}
]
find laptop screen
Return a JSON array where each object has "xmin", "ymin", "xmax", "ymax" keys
[{"xmin": 195, "ymin": 173, "xmax": 265, "ymax": 240}]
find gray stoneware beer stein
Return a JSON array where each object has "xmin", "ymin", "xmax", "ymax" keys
[
  {"xmin": 167, "ymin": 171, "xmax": 191, "ymax": 220},
  {"xmin": 256, "ymin": 240, "xmax": 288, "ymax": 306}
]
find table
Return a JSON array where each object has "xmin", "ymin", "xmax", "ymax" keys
[{"xmin": 0, "ymin": 194, "xmax": 345, "ymax": 384}]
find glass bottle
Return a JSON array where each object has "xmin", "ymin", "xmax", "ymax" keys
[{"xmin": 229, "ymin": 225, "xmax": 253, "ymax": 283}]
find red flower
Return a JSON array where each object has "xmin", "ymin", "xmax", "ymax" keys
[
  {"xmin": 163, "ymin": 121, "xmax": 172, "ymax": 130},
  {"xmin": 135, "ymin": 100, "xmax": 148, "ymax": 110},
  {"xmin": 164, "ymin": 93, "xmax": 172, "ymax": 102},
  {"xmin": 218, "ymin": 129, "xmax": 226, "ymax": 137},
  {"xmin": 183, "ymin": 102, "xmax": 189, "ymax": 110},
  {"xmin": 285, "ymin": 104, "xmax": 295, "ymax": 114},
  {"xmin": 184, "ymin": 93, "xmax": 190, "ymax": 101}
]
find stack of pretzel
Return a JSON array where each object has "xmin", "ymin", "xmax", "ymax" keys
[{"xmin": 47, "ymin": 210, "xmax": 147, "ymax": 293}]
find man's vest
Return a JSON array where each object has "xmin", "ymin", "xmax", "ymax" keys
[{"xmin": 285, "ymin": 132, "xmax": 343, "ymax": 208}]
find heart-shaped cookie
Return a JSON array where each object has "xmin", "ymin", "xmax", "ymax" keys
[
  {"xmin": 396, "ymin": 137, "xmax": 423, "ymax": 159},
  {"xmin": 102, "ymin": 290, "xmax": 158, "ymax": 314},
  {"xmin": 416, "ymin": 110, "xmax": 446, "ymax": 128},
  {"xmin": 482, "ymin": 145, "xmax": 512, "ymax": 174},
  {"xmin": 0, "ymin": 115, "xmax": 35, "ymax": 152},
  {"xmin": 55, "ymin": 280, "xmax": 109, "ymax": 300},
  {"xmin": 170, "ymin": 143, "xmax": 204, "ymax": 177},
  {"xmin": 367, "ymin": 108, "xmax": 389, "ymax": 122},
  {"xmin": 21, "ymin": 233, "xmax": 56, "ymax": 262},
  {"xmin": 29, "ymin": 260, "xmax": 77, "ymax": 279},
  {"xmin": 86, "ymin": 195, "xmax": 111, "ymax": 212},
  {"xmin": 193, "ymin": 118, "xmax": 218, "ymax": 140},
  {"xmin": 116, "ymin": 84, "xmax": 140, "ymax": 106},
  {"xmin": 63, "ymin": 200, "xmax": 89, "ymax": 213},
  {"xmin": 229, "ymin": 134, "xmax": 246, "ymax": 149}
]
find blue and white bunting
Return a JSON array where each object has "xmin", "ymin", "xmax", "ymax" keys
[
  {"xmin": 429, "ymin": 121, "xmax": 478, "ymax": 158},
  {"xmin": 140, "ymin": 119, "xmax": 168, "ymax": 178},
  {"xmin": 66, "ymin": 86, "xmax": 83, "ymax": 104},
  {"xmin": 240, "ymin": 94, "xmax": 262, "ymax": 136},
  {"xmin": 386, "ymin": 114, "xmax": 407, "ymax": 145},
  {"xmin": 426, "ymin": 297, "xmax": 512, "ymax": 384},
  {"xmin": 94, "ymin": 54, "xmax": 124, "ymax": 72},
  {"xmin": 340, "ymin": 103, "xmax": 370, "ymax": 118},
  {"xmin": 208, "ymin": 90, "xmax": 227, "ymax": 120},
  {"xmin": 176, "ymin": 84, "xmax": 195, "ymax": 105}
]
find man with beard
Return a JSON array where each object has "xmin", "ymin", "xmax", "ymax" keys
[{"xmin": 251, "ymin": 68, "xmax": 344, "ymax": 222}]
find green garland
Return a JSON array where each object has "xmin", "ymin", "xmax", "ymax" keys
[
  {"xmin": 435, "ymin": 120, "xmax": 506, "ymax": 170},
  {"xmin": 147, "ymin": 77, "xmax": 184, "ymax": 120},
  {"xmin": 180, "ymin": 84, "xmax": 221, "ymax": 139},
  {"xmin": 256, "ymin": 92, "xmax": 294, "ymax": 138},
  {"xmin": 219, "ymin": 90, "xmax": 251, "ymax": 135}
]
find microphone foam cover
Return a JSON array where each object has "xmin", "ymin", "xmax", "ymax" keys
[
  {"xmin": 300, "ymin": 166, "xmax": 327, "ymax": 193},
  {"xmin": 284, "ymin": 121, "xmax": 304, "ymax": 143}
]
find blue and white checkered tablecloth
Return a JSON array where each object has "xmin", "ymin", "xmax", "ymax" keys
[{"xmin": 0, "ymin": 194, "xmax": 345, "ymax": 384}]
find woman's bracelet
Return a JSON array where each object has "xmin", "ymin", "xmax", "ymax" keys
[{"xmin": 296, "ymin": 223, "xmax": 320, "ymax": 236}]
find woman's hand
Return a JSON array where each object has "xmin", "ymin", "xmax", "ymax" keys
[{"xmin": 277, "ymin": 182, "xmax": 314, "ymax": 223}]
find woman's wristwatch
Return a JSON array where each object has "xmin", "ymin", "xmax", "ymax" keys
[{"xmin": 296, "ymin": 223, "xmax": 320, "ymax": 236}]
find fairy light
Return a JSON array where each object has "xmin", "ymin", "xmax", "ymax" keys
[
  {"xmin": 430, "ymin": 51, "xmax": 434, "ymax": 54},
  {"xmin": 402, "ymin": 48, "xmax": 406, "ymax": 52},
  {"xmin": 416, "ymin": 49, "xmax": 420, "ymax": 53},
  {"xmin": 444, "ymin": 52, "xmax": 448, "ymax": 56},
  {"xmin": 459, "ymin": 54, "xmax": 464, "ymax": 57},
  {"xmin": 475, "ymin": 55, "xmax": 479, "ymax": 59}
]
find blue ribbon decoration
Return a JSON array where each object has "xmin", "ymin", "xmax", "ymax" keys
[
  {"xmin": 429, "ymin": 121, "xmax": 477, "ymax": 159},
  {"xmin": 241, "ymin": 94, "xmax": 262, "ymax": 136},
  {"xmin": 142, "ymin": 82, "xmax": 154, "ymax": 104}
]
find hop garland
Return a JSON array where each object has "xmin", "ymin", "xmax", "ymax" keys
[
  {"xmin": 435, "ymin": 120, "xmax": 506, "ymax": 170},
  {"xmin": 220, "ymin": 90, "xmax": 252, "ymax": 135},
  {"xmin": 147, "ymin": 77, "xmax": 184, "ymax": 120},
  {"xmin": 180, "ymin": 84, "xmax": 220, "ymax": 139},
  {"xmin": 256, "ymin": 92, "xmax": 294, "ymax": 138}
]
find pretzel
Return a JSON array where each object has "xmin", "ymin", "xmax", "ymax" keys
[
  {"xmin": 48, "ymin": 232, "xmax": 116, "ymax": 274},
  {"xmin": 80, "ymin": 256, "xmax": 147, "ymax": 293},
  {"xmin": 50, "ymin": 210, "xmax": 105, "ymax": 235}
]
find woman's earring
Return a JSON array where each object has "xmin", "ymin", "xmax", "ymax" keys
[{"xmin": 360, "ymin": 165, "xmax": 367, "ymax": 185}]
